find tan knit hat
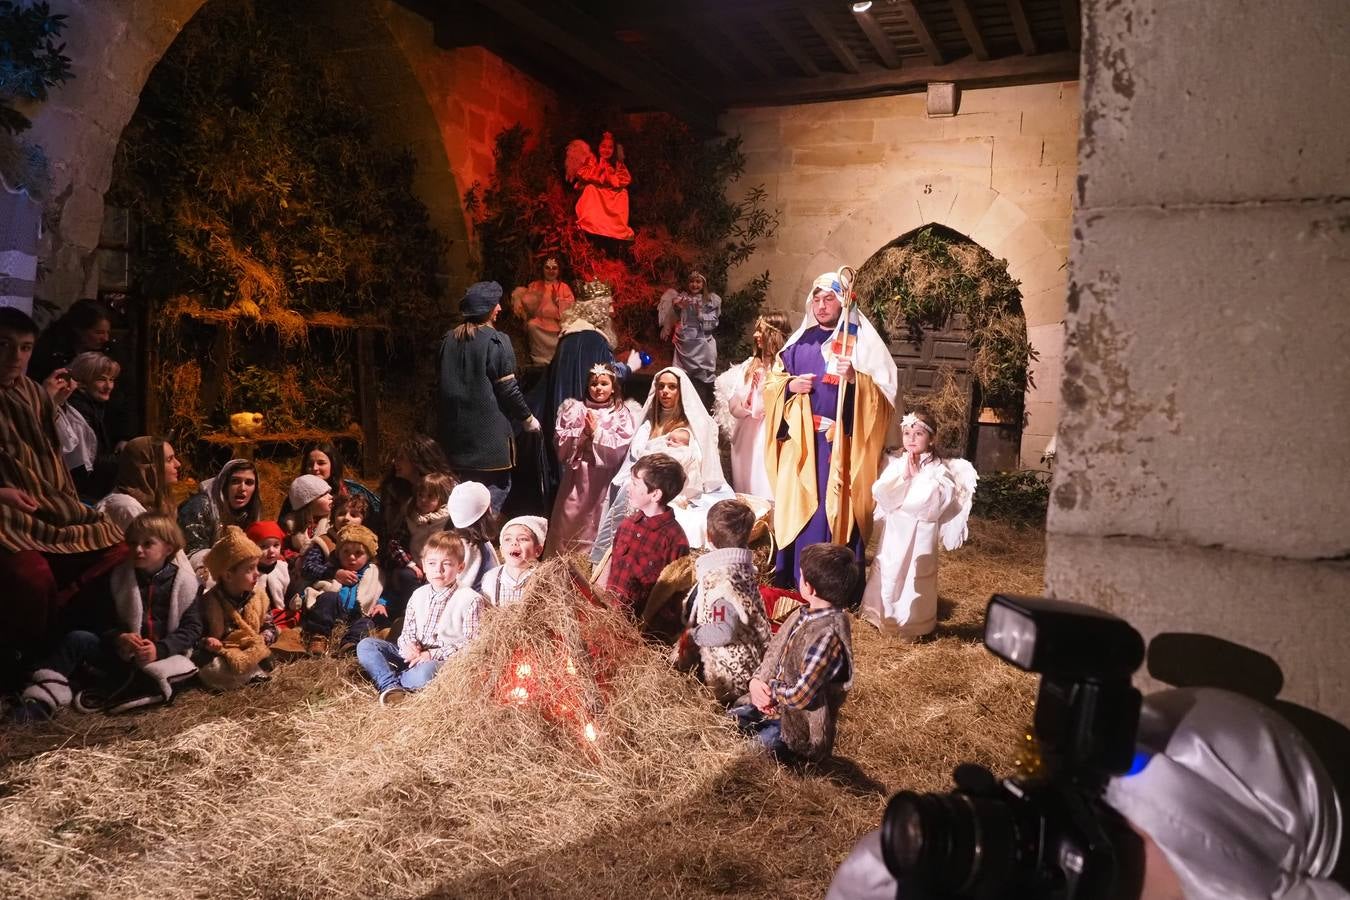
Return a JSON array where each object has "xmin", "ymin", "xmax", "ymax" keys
[
  {"xmin": 204, "ymin": 525, "xmax": 262, "ymax": 580},
  {"xmin": 334, "ymin": 523, "xmax": 379, "ymax": 559}
]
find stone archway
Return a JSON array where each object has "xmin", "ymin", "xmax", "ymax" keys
[
  {"xmin": 22, "ymin": 0, "xmax": 471, "ymax": 311},
  {"xmin": 797, "ymin": 174, "xmax": 1066, "ymax": 468}
]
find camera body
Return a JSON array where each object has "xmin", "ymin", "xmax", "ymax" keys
[{"xmin": 880, "ymin": 595, "xmax": 1147, "ymax": 900}]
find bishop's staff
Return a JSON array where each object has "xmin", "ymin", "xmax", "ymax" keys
[{"xmin": 823, "ymin": 266, "xmax": 859, "ymax": 546}]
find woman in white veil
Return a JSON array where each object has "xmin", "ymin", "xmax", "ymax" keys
[{"xmin": 590, "ymin": 367, "xmax": 731, "ymax": 564}]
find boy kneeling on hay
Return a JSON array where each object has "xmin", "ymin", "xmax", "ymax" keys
[
  {"xmin": 356, "ymin": 531, "xmax": 483, "ymax": 706},
  {"xmin": 733, "ymin": 543, "xmax": 857, "ymax": 764}
]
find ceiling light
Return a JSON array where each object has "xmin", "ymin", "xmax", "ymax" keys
[{"xmin": 852, "ymin": 1, "xmax": 873, "ymax": 12}]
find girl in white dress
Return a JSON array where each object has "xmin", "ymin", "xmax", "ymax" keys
[
  {"xmin": 713, "ymin": 312, "xmax": 789, "ymax": 500},
  {"xmin": 860, "ymin": 409, "xmax": 977, "ymax": 640}
]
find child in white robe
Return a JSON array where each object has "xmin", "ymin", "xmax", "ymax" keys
[{"xmin": 860, "ymin": 410, "xmax": 977, "ymax": 641}]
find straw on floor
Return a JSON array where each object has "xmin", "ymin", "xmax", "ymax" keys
[{"xmin": 0, "ymin": 519, "xmax": 1043, "ymax": 899}]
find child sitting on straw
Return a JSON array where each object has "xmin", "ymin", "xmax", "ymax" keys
[
  {"xmin": 196, "ymin": 526, "xmax": 276, "ymax": 690},
  {"xmin": 245, "ymin": 520, "xmax": 290, "ymax": 615},
  {"xmin": 10, "ymin": 513, "xmax": 203, "ymax": 722},
  {"xmin": 447, "ymin": 481, "xmax": 500, "ymax": 592},
  {"xmin": 356, "ymin": 531, "xmax": 483, "ymax": 705},
  {"xmin": 605, "ymin": 453, "xmax": 689, "ymax": 614},
  {"xmin": 860, "ymin": 409, "xmax": 977, "ymax": 642},
  {"xmin": 672, "ymin": 499, "xmax": 771, "ymax": 705},
  {"xmin": 299, "ymin": 524, "xmax": 387, "ymax": 656},
  {"xmin": 479, "ymin": 515, "xmax": 546, "ymax": 607},
  {"xmin": 734, "ymin": 542, "xmax": 857, "ymax": 764},
  {"xmin": 289, "ymin": 493, "xmax": 369, "ymax": 610},
  {"xmin": 282, "ymin": 474, "xmax": 333, "ymax": 556}
]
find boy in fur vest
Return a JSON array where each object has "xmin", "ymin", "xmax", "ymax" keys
[
  {"xmin": 300, "ymin": 524, "xmax": 387, "ymax": 656},
  {"xmin": 673, "ymin": 499, "xmax": 770, "ymax": 705},
  {"xmin": 10, "ymin": 512, "xmax": 203, "ymax": 722},
  {"xmin": 196, "ymin": 526, "xmax": 277, "ymax": 690},
  {"xmin": 735, "ymin": 543, "xmax": 856, "ymax": 764}
]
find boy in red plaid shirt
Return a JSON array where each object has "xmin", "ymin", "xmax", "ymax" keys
[{"xmin": 605, "ymin": 453, "xmax": 689, "ymax": 614}]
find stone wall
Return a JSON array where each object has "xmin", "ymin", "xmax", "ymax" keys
[
  {"xmin": 15, "ymin": 0, "xmax": 555, "ymax": 313},
  {"xmin": 720, "ymin": 82, "xmax": 1079, "ymax": 467},
  {"xmin": 1048, "ymin": 0, "xmax": 1350, "ymax": 726}
]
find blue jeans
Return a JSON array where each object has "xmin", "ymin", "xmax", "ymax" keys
[
  {"xmin": 730, "ymin": 704, "xmax": 789, "ymax": 756},
  {"xmin": 356, "ymin": 637, "xmax": 442, "ymax": 693}
]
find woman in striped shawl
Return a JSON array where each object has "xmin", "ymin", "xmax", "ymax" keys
[{"xmin": 0, "ymin": 308, "xmax": 124, "ymax": 657}]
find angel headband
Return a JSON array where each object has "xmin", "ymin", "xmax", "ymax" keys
[
  {"xmin": 589, "ymin": 363, "xmax": 617, "ymax": 378},
  {"xmin": 901, "ymin": 413, "xmax": 935, "ymax": 434}
]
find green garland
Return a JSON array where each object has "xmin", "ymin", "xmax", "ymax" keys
[{"xmin": 854, "ymin": 225, "xmax": 1034, "ymax": 409}]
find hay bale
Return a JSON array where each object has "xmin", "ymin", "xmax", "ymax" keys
[{"xmin": 0, "ymin": 525, "xmax": 1046, "ymax": 899}]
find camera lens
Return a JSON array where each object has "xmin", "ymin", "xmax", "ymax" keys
[{"xmin": 881, "ymin": 789, "xmax": 1024, "ymax": 898}]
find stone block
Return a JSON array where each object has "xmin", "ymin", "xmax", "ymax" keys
[
  {"xmin": 1020, "ymin": 284, "xmax": 1068, "ymax": 328},
  {"xmin": 1045, "ymin": 534, "xmax": 1350, "ymax": 727},
  {"xmin": 1023, "ymin": 399, "xmax": 1059, "ymax": 437},
  {"xmin": 890, "ymin": 138, "xmax": 993, "ymax": 170},
  {"xmin": 969, "ymin": 194, "xmax": 1031, "ymax": 254},
  {"xmin": 943, "ymin": 111, "xmax": 1024, "ymax": 140},
  {"xmin": 1041, "ymin": 132, "xmax": 1079, "ymax": 167},
  {"xmin": 992, "ymin": 135, "xmax": 1046, "ymax": 169},
  {"xmin": 1053, "ymin": 201, "xmax": 1350, "ymax": 559},
  {"xmin": 729, "ymin": 119, "xmax": 784, "ymax": 153},
  {"xmin": 1079, "ymin": 0, "xmax": 1350, "ymax": 207},
  {"xmin": 1026, "ymin": 322, "xmax": 1066, "ymax": 364},
  {"xmin": 785, "ymin": 120, "xmax": 875, "ymax": 147},
  {"xmin": 1019, "ymin": 432, "xmax": 1054, "ymax": 469},
  {"xmin": 739, "ymin": 149, "xmax": 789, "ymax": 177},
  {"xmin": 1019, "ymin": 102, "xmax": 1080, "ymax": 139},
  {"xmin": 915, "ymin": 180, "xmax": 959, "ymax": 226},
  {"xmin": 992, "ymin": 166, "xmax": 1060, "ymax": 198},
  {"xmin": 942, "ymin": 184, "xmax": 1000, "ymax": 237},
  {"xmin": 958, "ymin": 81, "xmax": 1068, "ymax": 114},
  {"xmin": 872, "ymin": 113, "xmax": 950, "ymax": 145},
  {"xmin": 792, "ymin": 145, "xmax": 887, "ymax": 167}
]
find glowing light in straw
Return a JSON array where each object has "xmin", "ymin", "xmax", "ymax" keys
[{"xmin": 583, "ymin": 722, "xmax": 598, "ymax": 742}]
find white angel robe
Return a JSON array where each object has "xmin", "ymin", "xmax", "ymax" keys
[{"xmin": 860, "ymin": 453, "xmax": 976, "ymax": 638}]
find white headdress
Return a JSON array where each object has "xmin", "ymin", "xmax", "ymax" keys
[
  {"xmin": 779, "ymin": 270, "xmax": 898, "ymax": 405},
  {"xmin": 637, "ymin": 366, "xmax": 727, "ymax": 494},
  {"xmin": 900, "ymin": 412, "xmax": 935, "ymax": 434}
]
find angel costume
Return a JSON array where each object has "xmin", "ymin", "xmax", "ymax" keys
[
  {"xmin": 590, "ymin": 367, "xmax": 733, "ymax": 563},
  {"xmin": 546, "ymin": 391, "xmax": 638, "ymax": 557},
  {"xmin": 859, "ymin": 441, "xmax": 976, "ymax": 639},
  {"xmin": 511, "ymin": 270, "xmax": 575, "ymax": 365},
  {"xmin": 658, "ymin": 284, "xmax": 720, "ymax": 386},
  {"xmin": 714, "ymin": 357, "xmax": 772, "ymax": 499},
  {"xmin": 567, "ymin": 136, "xmax": 633, "ymax": 241}
]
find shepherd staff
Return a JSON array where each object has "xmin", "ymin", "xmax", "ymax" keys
[{"xmin": 763, "ymin": 271, "xmax": 898, "ymax": 589}]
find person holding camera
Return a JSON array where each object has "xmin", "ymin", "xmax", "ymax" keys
[{"xmin": 825, "ymin": 595, "xmax": 1349, "ymax": 900}]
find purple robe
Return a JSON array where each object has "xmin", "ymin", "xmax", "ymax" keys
[{"xmin": 771, "ymin": 326, "xmax": 863, "ymax": 588}]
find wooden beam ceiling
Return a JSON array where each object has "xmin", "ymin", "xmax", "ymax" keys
[
  {"xmin": 850, "ymin": 9, "xmax": 902, "ymax": 69},
  {"xmin": 1060, "ymin": 0, "xmax": 1081, "ymax": 51},
  {"xmin": 465, "ymin": 0, "xmax": 721, "ymax": 130},
  {"xmin": 798, "ymin": 4, "xmax": 862, "ymax": 74},
  {"xmin": 895, "ymin": 0, "xmax": 945, "ymax": 65},
  {"xmin": 1006, "ymin": 0, "xmax": 1040, "ymax": 55},
  {"xmin": 761, "ymin": 16, "xmax": 820, "ymax": 77},
  {"xmin": 716, "ymin": 17, "xmax": 780, "ymax": 80},
  {"xmin": 727, "ymin": 49, "xmax": 1078, "ymax": 106},
  {"xmin": 948, "ymin": 0, "xmax": 990, "ymax": 61}
]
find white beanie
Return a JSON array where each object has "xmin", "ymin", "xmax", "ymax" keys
[
  {"xmin": 288, "ymin": 474, "xmax": 331, "ymax": 511},
  {"xmin": 501, "ymin": 515, "xmax": 547, "ymax": 548},
  {"xmin": 449, "ymin": 481, "xmax": 491, "ymax": 528}
]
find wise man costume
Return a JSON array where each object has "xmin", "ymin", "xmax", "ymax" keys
[{"xmin": 764, "ymin": 272, "xmax": 897, "ymax": 588}]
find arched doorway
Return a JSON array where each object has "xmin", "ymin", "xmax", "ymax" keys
[{"xmin": 854, "ymin": 224, "xmax": 1030, "ymax": 471}]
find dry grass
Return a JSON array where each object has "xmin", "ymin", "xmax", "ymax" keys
[{"xmin": 0, "ymin": 520, "xmax": 1043, "ymax": 899}]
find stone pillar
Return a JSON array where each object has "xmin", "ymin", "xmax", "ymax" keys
[{"xmin": 1049, "ymin": 0, "xmax": 1350, "ymax": 733}]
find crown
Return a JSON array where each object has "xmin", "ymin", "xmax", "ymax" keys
[
  {"xmin": 579, "ymin": 279, "xmax": 612, "ymax": 302},
  {"xmin": 589, "ymin": 363, "xmax": 616, "ymax": 377}
]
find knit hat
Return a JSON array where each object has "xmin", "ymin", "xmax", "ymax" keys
[
  {"xmin": 204, "ymin": 525, "xmax": 262, "ymax": 580},
  {"xmin": 288, "ymin": 474, "xmax": 331, "ymax": 511},
  {"xmin": 501, "ymin": 515, "xmax": 547, "ymax": 548},
  {"xmin": 245, "ymin": 520, "xmax": 286, "ymax": 544},
  {"xmin": 460, "ymin": 280, "xmax": 504, "ymax": 319},
  {"xmin": 449, "ymin": 481, "xmax": 492, "ymax": 528},
  {"xmin": 334, "ymin": 523, "xmax": 379, "ymax": 560}
]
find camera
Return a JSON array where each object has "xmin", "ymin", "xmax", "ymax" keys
[{"xmin": 880, "ymin": 595, "xmax": 1148, "ymax": 900}]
